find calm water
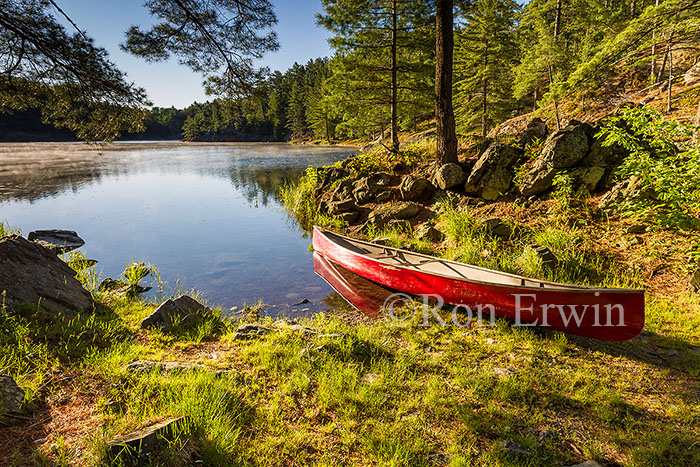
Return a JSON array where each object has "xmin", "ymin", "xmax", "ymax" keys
[{"xmin": 0, "ymin": 142, "xmax": 356, "ymax": 315}]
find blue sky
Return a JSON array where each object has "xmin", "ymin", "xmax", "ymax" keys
[{"xmin": 57, "ymin": 0, "xmax": 333, "ymax": 108}]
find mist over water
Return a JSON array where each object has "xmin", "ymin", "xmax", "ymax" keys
[{"xmin": 0, "ymin": 142, "xmax": 356, "ymax": 315}]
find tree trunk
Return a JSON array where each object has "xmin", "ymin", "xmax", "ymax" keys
[
  {"xmin": 390, "ymin": 0, "xmax": 399, "ymax": 153},
  {"xmin": 548, "ymin": 64, "xmax": 561, "ymax": 131},
  {"xmin": 650, "ymin": 0, "xmax": 660, "ymax": 83},
  {"xmin": 554, "ymin": 0, "xmax": 562, "ymax": 40},
  {"xmin": 667, "ymin": 44, "xmax": 673, "ymax": 113},
  {"xmin": 533, "ymin": 86, "xmax": 538, "ymax": 111},
  {"xmin": 481, "ymin": 43, "xmax": 488, "ymax": 138},
  {"xmin": 696, "ymin": 99, "xmax": 700, "ymax": 125},
  {"xmin": 435, "ymin": 0, "xmax": 457, "ymax": 164}
]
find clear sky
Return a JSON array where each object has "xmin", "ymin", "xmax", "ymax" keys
[{"xmin": 57, "ymin": 0, "xmax": 333, "ymax": 108}]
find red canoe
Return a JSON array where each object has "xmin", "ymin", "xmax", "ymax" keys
[{"xmin": 312, "ymin": 226, "xmax": 645, "ymax": 341}]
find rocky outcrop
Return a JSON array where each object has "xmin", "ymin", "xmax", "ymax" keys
[
  {"xmin": 519, "ymin": 121, "xmax": 591, "ymax": 196},
  {"xmin": 1, "ymin": 375, "xmax": 24, "ymax": 414},
  {"xmin": 27, "ymin": 229, "xmax": 85, "ymax": 254},
  {"xmin": 140, "ymin": 295, "xmax": 213, "ymax": 331},
  {"xmin": 367, "ymin": 202, "xmax": 421, "ymax": 228},
  {"xmin": 433, "ymin": 163, "xmax": 466, "ymax": 190},
  {"xmin": 0, "ymin": 235, "xmax": 93, "ymax": 314},
  {"xmin": 518, "ymin": 118, "xmax": 548, "ymax": 148},
  {"xmin": 399, "ymin": 175, "xmax": 433, "ymax": 201},
  {"xmin": 465, "ymin": 142, "xmax": 524, "ymax": 200},
  {"xmin": 352, "ymin": 176, "xmax": 379, "ymax": 204}
]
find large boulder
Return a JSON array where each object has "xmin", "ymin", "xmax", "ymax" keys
[
  {"xmin": 465, "ymin": 142, "xmax": 524, "ymax": 200},
  {"xmin": 433, "ymin": 163, "xmax": 466, "ymax": 190},
  {"xmin": 0, "ymin": 235, "xmax": 93, "ymax": 314},
  {"xmin": 399, "ymin": 175, "xmax": 432, "ymax": 201},
  {"xmin": 518, "ymin": 117, "xmax": 548, "ymax": 147},
  {"xmin": 140, "ymin": 295, "xmax": 213, "ymax": 331},
  {"xmin": 328, "ymin": 198, "xmax": 355, "ymax": 215},
  {"xmin": 1, "ymin": 375, "xmax": 24, "ymax": 414},
  {"xmin": 568, "ymin": 166, "xmax": 606, "ymax": 192},
  {"xmin": 367, "ymin": 202, "xmax": 421, "ymax": 227},
  {"xmin": 519, "ymin": 121, "xmax": 591, "ymax": 196},
  {"xmin": 331, "ymin": 179, "xmax": 354, "ymax": 201},
  {"xmin": 27, "ymin": 229, "xmax": 85, "ymax": 254},
  {"xmin": 352, "ymin": 177, "xmax": 379, "ymax": 204},
  {"xmin": 598, "ymin": 176, "xmax": 655, "ymax": 214}
]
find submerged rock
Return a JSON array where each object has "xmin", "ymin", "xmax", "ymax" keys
[
  {"xmin": 0, "ymin": 374, "xmax": 24, "ymax": 414},
  {"xmin": 0, "ymin": 235, "xmax": 93, "ymax": 314},
  {"xmin": 27, "ymin": 229, "xmax": 85, "ymax": 254},
  {"xmin": 140, "ymin": 295, "xmax": 213, "ymax": 331}
]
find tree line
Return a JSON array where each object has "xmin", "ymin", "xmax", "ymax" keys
[{"xmin": 1, "ymin": 1, "xmax": 698, "ymax": 155}]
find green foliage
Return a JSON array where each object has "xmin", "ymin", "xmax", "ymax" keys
[
  {"xmin": 0, "ymin": 221, "xmax": 21, "ymax": 238},
  {"xmin": 598, "ymin": 106, "xmax": 700, "ymax": 229}
]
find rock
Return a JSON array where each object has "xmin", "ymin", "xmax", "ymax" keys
[
  {"xmin": 482, "ymin": 218, "xmax": 513, "ymax": 239},
  {"xmin": 125, "ymin": 360, "xmax": 206, "ymax": 374},
  {"xmin": 140, "ymin": 295, "xmax": 213, "ymax": 331},
  {"xmin": 584, "ymin": 136, "xmax": 626, "ymax": 167},
  {"xmin": 370, "ymin": 172, "xmax": 397, "ymax": 187},
  {"xmin": 27, "ymin": 229, "xmax": 85, "ymax": 254},
  {"xmin": 689, "ymin": 268, "xmax": 700, "ymax": 293},
  {"xmin": 338, "ymin": 211, "xmax": 359, "ymax": 223},
  {"xmin": 107, "ymin": 417, "xmax": 188, "ymax": 463},
  {"xmin": 234, "ymin": 323, "xmax": 275, "ymax": 340},
  {"xmin": 626, "ymin": 224, "xmax": 647, "ymax": 234},
  {"xmin": 518, "ymin": 117, "xmax": 548, "ymax": 147},
  {"xmin": 371, "ymin": 237, "xmax": 391, "ymax": 246},
  {"xmin": 415, "ymin": 224, "xmax": 444, "ymax": 243},
  {"xmin": 519, "ymin": 121, "xmax": 591, "ymax": 196},
  {"xmin": 465, "ymin": 143, "xmax": 524, "ymax": 200},
  {"xmin": 493, "ymin": 367, "xmax": 516, "ymax": 377},
  {"xmin": 317, "ymin": 167, "xmax": 348, "ymax": 194},
  {"xmin": 375, "ymin": 189, "xmax": 397, "ymax": 203},
  {"xmin": 399, "ymin": 175, "xmax": 432, "ymax": 201},
  {"xmin": 98, "ymin": 278, "xmax": 151, "ymax": 298},
  {"xmin": 500, "ymin": 439, "xmax": 531, "ymax": 455},
  {"xmin": 684, "ymin": 61, "xmax": 700, "ymax": 85},
  {"xmin": 0, "ymin": 235, "xmax": 93, "ymax": 314},
  {"xmin": 529, "ymin": 245, "xmax": 558, "ymax": 268},
  {"xmin": 598, "ymin": 176, "xmax": 655, "ymax": 214},
  {"xmin": 568, "ymin": 166, "xmax": 606, "ymax": 192},
  {"xmin": 0, "ymin": 375, "xmax": 24, "ymax": 414},
  {"xmin": 387, "ymin": 219, "xmax": 412, "ymax": 231},
  {"xmin": 331, "ymin": 179, "xmax": 354, "ymax": 201},
  {"xmin": 352, "ymin": 177, "xmax": 379, "ymax": 204},
  {"xmin": 367, "ymin": 202, "xmax": 421, "ymax": 228},
  {"xmin": 433, "ymin": 163, "xmax": 466, "ymax": 190},
  {"xmin": 328, "ymin": 198, "xmax": 355, "ymax": 215},
  {"xmin": 567, "ymin": 462, "xmax": 603, "ymax": 467}
]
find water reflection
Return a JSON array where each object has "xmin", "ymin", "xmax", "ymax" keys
[{"xmin": 0, "ymin": 142, "xmax": 355, "ymax": 312}]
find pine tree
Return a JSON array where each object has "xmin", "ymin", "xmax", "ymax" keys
[{"xmin": 453, "ymin": 0, "xmax": 519, "ymax": 137}]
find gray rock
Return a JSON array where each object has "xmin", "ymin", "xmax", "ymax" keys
[
  {"xmin": 107, "ymin": 416, "xmax": 188, "ymax": 462},
  {"xmin": 598, "ymin": 176, "xmax": 655, "ymax": 214},
  {"xmin": 370, "ymin": 172, "xmax": 397, "ymax": 187},
  {"xmin": 518, "ymin": 118, "xmax": 548, "ymax": 147},
  {"xmin": 367, "ymin": 202, "xmax": 421, "ymax": 227},
  {"xmin": 415, "ymin": 224, "xmax": 444, "ymax": 243},
  {"xmin": 331, "ymin": 179, "xmax": 354, "ymax": 201},
  {"xmin": 27, "ymin": 229, "xmax": 85, "ymax": 254},
  {"xmin": 433, "ymin": 163, "xmax": 466, "ymax": 190},
  {"xmin": 482, "ymin": 218, "xmax": 513, "ymax": 239},
  {"xmin": 352, "ymin": 177, "xmax": 379, "ymax": 205},
  {"xmin": 338, "ymin": 211, "xmax": 359, "ymax": 223},
  {"xmin": 519, "ymin": 121, "xmax": 591, "ymax": 195},
  {"xmin": 465, "ymin": 143, "xmax": 524, "ymax": 200},
  {"xmin": 529, "ymin": 245, "xmax": 558, "ymax": 268},
  {"xmin": 584, "ymin": 137, "xmax": 626, "ymax": 167},
  {"xmin": 234, "ymin": 323, "xmax": 275, "ymax": 340},
  {"xmin": 399, "ymin": 175, "xmax": 432, "ymax": 201},
  {"xmin": 689, "ymin": 268, "xmax": 700, "ymax": 293},
  {"xmin": 500, "ymin": 439, "xmax": 531, "ymax": 455},
  {"xmin": 317, "ymin": 167, "xmax": 348, "ymax": 194},
  {"xmin": 140, "ymin": 295, "xmax": 213, "ymax": 331},
  {"xmin": 125, "ymin": 360, "xmax": 206, "ymax": 374},
  {"xmin": 0, "ymin": 375, "xmax": 24, "ymax": 414},
  {"xmin": 0, "ymin": 235, "xmax": 93, "ymax": 314},
  {"xmin": 328, "ymin": 198, "xmax": 355, "ymax": 215},
  {"xmin": 626, "ymin": 224, "xmax": 647, "ymax": 234},
  {"xmin": 567, "ymin": 462, "xmax": 603, "ymax": 467},
  {"xmin": 569, "ymin": 166, "xmax": 606, "ymax": 192},
  {"xmin": 387, "ymin": 219, "xmax": 412, "ymax": 231}
]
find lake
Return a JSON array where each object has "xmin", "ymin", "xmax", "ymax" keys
[{"xmin": 0, "ymin": 142, "xmax": 356, "ymax": 316}]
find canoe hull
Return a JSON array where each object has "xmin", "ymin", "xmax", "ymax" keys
[{"xmin": 313, "ymin": 227, "xmax": 644, "ymax": 341}]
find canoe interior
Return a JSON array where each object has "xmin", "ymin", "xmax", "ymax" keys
[{"xmin": 320, "ymin": 228, "xmax": 639, "ymax": 293}]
